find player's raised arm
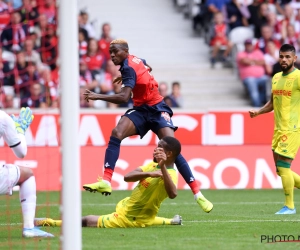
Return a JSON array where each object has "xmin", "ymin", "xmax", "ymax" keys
[
  {"xmin": 155, "ymin": 148, "xmax": 177, "ymax": 199},
  {"xmin": 83, "ymin": 86, "xmax": 132, "ymax": 104},
  {"xmin": 249, "ymin": 93, "xmax": 274, "ymax": 118},
  {"xmin": 124, "ymin": 167, "xmax": 162, "ymax": 182},
  {"xmin": 3, "ymin": 107, "xmax": 34, "ymax": 158}
]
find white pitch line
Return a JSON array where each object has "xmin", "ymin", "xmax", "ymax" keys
[
  {"xmin": 0, "ymin": 201, "xmax": 290, "ymax": 207},
  {"xmin": 185, "ymin": 219, "xmax": 300, "ymax": 223}
]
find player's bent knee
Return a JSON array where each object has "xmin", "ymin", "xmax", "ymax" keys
[{"xmin": 19, "ymin": 166, "xmax": 34, "ymax": 181}]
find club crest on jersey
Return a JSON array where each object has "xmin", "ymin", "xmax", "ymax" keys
[
  {"xmin": 161, "ymin": 112, "xmax": 170, "ymax": 122},
  {"xmin": 285, "ymin": 80, "xmax": 293, "ymax": 87},
  {"xmin": 281, "ymin": 135, "xmax": 288, "ymax": 142}
]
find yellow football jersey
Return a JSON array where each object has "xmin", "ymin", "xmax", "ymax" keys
[
  {"xmin": 272, "ymin": 68, "xmax": 300, "ymax": 131},
  {"xmin": 120, "ymin": 161, "xmax": 178, "ymax": 225}
]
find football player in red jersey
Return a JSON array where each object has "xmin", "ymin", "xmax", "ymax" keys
[{"xmin": 83, "ymin": 39, "xmax": 213, "ymax": 213}]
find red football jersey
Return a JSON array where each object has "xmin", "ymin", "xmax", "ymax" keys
[{"xmin": 120, "ymin": 55, "xmax": 163, "ymax": 106}]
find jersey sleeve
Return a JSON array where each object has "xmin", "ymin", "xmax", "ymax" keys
[
  {"xmin": 2, "ymin": 112, "xmax": 20, "ymax": 147},
  {"xmin": 121, "ymin": 65, "xmax": 136, "ymax": 89}
]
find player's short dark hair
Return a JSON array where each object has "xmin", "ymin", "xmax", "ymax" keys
[
  {"xmin": 161, "ymin": 136, "xmax": 181, "ymax": 158},
  {"xmin": 280, "ymin": 44, "xmax": 296, "ymax": 54}
]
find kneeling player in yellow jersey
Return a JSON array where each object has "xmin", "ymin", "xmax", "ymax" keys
[
  {"xmin": 35, "ymin": 136, "xmax": 183, "ymax": 228},
  {"xmin": 249, "ymin": 44, "xmax": 300, "ymax": 214}
]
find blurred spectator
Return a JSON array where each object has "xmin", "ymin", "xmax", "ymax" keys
[
  {"xmin": 237, "ymin": 39, "xmax": 269, "ymax": 107},
  {"xmin": 0, "ymin": 0, "xmax": 9, "ymax": 13},
  {"xmin": 28, "ymin": 30, "xmax": 40, "ymax": 49},
  {"xmin": 21, "ymin": 82, "xmax": 47, "ymax": 108},
  {"xmin": 18, "ymin": 0, "xmax": 39, "ymax": 26},
  {"xmin": 1, "ymin": 11, "xmax": 28, "ymax": 52},
  {"xmin": 38, "ymin": 0, "xmax": 56, "ymax": 24},
  {"xmin": 255, "ymin": 25, "xmax": 281, "ymax": 54},
  {"xmin": 209, "ymin": 12, "xmax": 232, "ymax": 67},
  {"xmin": 79, "ymin": 59, "xmax": 98, "ymax": 91},
  {"xmin": 206, "ymin": 0, "xmax": 229, "ymax": 15},
  {"xmin": 78, "ymin": 10, "xmax": 96, "ymax": 39},
  {"xmin": 276, "ymin": 4, "xmax": 296, "ymax": 38},
  {"xmin": 2, "ymin": 93, "xmax": 14, "ymax": 108},
  {"xmin": 169, "ymin": 81, "xmax": 183, "ymax": 107},
  {"xmin": 281, "ymin": 24, "xmax": 299, "ymax": 51},
  {"xmin": 158, "ymin": 81, "xmax": 180, "ymax": 108},
  {"xmin": 40, "ymin": 69, "xmax": 58, "ymax": 107},
  {"xmin": 0, "ymin": 47, "xmax": 15, "ymax": 89},
  {"xmin": 17, "ymin": 61, "xmax": 40, "ymax": 100},
  {"xmin": 79, "ymin": 28, "xmax": 88, "ymax": 57},
  {"xmin": 23, "ymin": 38, "xmax": 43, "ymax": 68},
  {"xmin": 31, "ymin": 14, "xmax": 48, "ymax": 43},
  {"xmin": 224, "ymin": 0, "xmax": 249, "ymax": 30},
  {"xmin": 1, "ymin": 47, "xmax": 15, "ymax": 105},
  {"xmin": 158, "ymin": 81, "xmax": 169, "ymax": 98},
  {"xmin": 266, "ymin": 12, "xmax": 280, "ymax": 40},
  {"xmin": 247, "ymin": 0, "xmax": 260, "ymax": 30},
  {"xmin": 276, "ymin": 0, "xmax": 293, "ymax": 16},
  {"xmin": 98, "ymin": 23, "xmax": 113, "ymax": 61},
  {"xmin": 82, "ymin": 38, "xmax": 104, "ymax": 78},
  {"xmin": 251, "ymin": 3, "xmax": 269, "ymax": 38},
  {"xmin": 11, "ymin": 0, "xmax": 23, "ymax": 10},
  {"xmin": 40, "ymin": 24, "xmax": 57, "ymax": 70},
  {"xmin": 264, "ymin": 40, "xmax": 279, "ymax": 75},
  {"xmin": 97, "ymin": 59, "xmax": 116, "ymax": 94}
]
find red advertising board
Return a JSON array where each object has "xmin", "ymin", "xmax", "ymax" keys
[
  {"xmin": 1, "ymin": 111, "xmax": 275, "ymax": 147},
  {"xmin": 2, "ymin": 110, "xmax": 292, "ymax": 191},
  {"xmin": 2, "ymin": 145, "xmax": 299, "ymax": 191}
]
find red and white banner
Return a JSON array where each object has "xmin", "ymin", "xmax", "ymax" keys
[
  {"xmin": 0, "ymin": 111, "xmax": 275, "ymax": 147},
  {"xmin": 2, "ymin": 110, "xmax": 295, "ymax": 191},
  {"xmin": 2, "ymin": 145, "xmax": 300, "ymax": 191}
]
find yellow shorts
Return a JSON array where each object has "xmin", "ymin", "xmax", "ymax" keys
[
  {"xmin": 272, "ymin": 130, "xmax": 300, "ymax": 159},
  {"xmin": 97, "ymin": 197, "xmax": 146, "ymax": 228}
]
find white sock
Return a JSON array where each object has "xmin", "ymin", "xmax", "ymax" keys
[
  {"xmin": 19, "ymin": 176, "xmax": 36, "ymax": 229},
  {"xmin": 194, "ymin": 191, "xmax": 204, "ymax": 200}
]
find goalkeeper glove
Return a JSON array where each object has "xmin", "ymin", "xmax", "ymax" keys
[{"xmin": 11, "ymin": 107, "xmax": 34, "ymax": 135}]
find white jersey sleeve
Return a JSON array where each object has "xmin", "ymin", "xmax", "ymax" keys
[{"xmin": 0, "ymin": 110, "xmax": 20, "ymax": 147}]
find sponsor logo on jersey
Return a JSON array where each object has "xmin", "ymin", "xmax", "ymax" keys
[{"xmin": 273, "ymin": 90, "xmax": 292, "ymax": 96}]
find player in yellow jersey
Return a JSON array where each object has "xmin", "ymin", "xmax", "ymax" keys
[
  {"xmin": 249, "ymin": 44, "xmax": 300, "ymax": 214},
  {"xmin": 35, "ymin": 136, "xmax": 183, "ymax": 228}
]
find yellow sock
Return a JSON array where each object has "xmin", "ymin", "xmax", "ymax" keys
[
  {"xmin": 291, "ymin": 171, "xmax": 300, "ymax": 188},
  {"xmin": 53, "ymin": 220, "xmax": 62, "ymax": 227},
  {"xmin": 152, "ymin": 217, "xmax": 171, "ymax": 225},
  {"xmin": 277, "ymin": 166, "xmax": 294, "ymax": 209}
]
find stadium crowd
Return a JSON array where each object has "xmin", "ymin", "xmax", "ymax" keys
[
  {"xmin": 177, "ymin": 0, "xmax": 300, "ymax": 106},
  {"xmin": 0, "ymin": 1, "xmax": 183, "ymax": 109}
]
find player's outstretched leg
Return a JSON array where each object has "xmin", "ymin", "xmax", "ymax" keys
[
  {"xmin": 35, "ymin": 218, "xmax": 61, "ymax": 227},
  {"xmin": 175, "ymin": 154, "xmax": 213, "ymax": 213},
  {"xmin": 152, "ymin": 215, "xmax": 182, "ymax": 225},
  {"xmin": 83, "ymin": 136, "xmax": 121, "ymax": 195},
  {"xmin": 18, "ymin": 166, "xmax": 54, "ymax": 237}
]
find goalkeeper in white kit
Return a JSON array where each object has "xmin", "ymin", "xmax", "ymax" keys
[{"xmin": 0, "ymin": 107, "xmax": 53, "ymax": 238}]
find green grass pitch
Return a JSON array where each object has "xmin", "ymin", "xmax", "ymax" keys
[{"xmin": 1, "ymin": 189, "xmax": 300, "ymax": 250}]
